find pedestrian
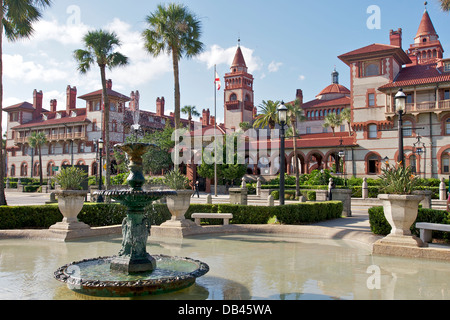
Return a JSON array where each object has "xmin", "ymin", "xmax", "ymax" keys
[{"xmin": 193, "ymin": 180, "xmax": 200, "ymax": 198}]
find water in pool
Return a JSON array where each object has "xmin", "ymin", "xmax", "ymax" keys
[{"xmin": 0, "ymin": 233, "xmax": 448, "ymax": 300}]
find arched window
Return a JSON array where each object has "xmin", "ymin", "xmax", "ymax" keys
[
  {"xmin": 10, "ymin": 165, "xmax": 15, "ymax": 177},
  {"xmin": 33, "ymin": 162, "xmax": 40, "ymax": 177},
  {"xmin": 364, "ymin": 61, "xmax": 380, "ymax": 77},
  {"xmin": 230, "ymin": 94, "xmax": 237, "ymax": 101},
  {"xmin": 20, "ymin": 163, "xmax": 28, "ymax": 177},
  {"xmin": 442, "ymin": 154, "xmax": 450, "ymax": 174},
  {"xmin": 367, "ymin": 154, "xmax": 380, "ymax": 174},
  {"xmin": 446, "ymin": 118, "xmax": 450, "ymax": 135},
  {"xmin": 47, "ymin": 162, "xmax": 55, "ymax": 177},
  {"xmin": 409, "ymin": 155, "xmax": 417, "ymax": 174}
]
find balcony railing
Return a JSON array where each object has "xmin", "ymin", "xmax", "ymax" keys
[{"xmin": 388, "ymin": 99, "xmax": 450, "ymax": 114}]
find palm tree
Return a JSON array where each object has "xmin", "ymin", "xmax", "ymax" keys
[
  {"xmin": 28, "ymin": 131, "xmax": 47, "ymax": 187},
  {"xmin": 323, "ymin": 112, "xmax": 342, "ymax": 136},
  {"xmin": 0, "ymin": 0, "xmax": 51, "ymax": 205},
  {"xmin": 286, "ymin": 98, "xmax": 306, "ymax": 197},
  {"xmin": 253, "ymin": 100, "xmax": 280, "ymax": 130},
  {"xmin": 439, "ymin": 0, "xmax": 450, "ymax": 11},
  {"xmin": 143, "ymin": 3, "xmax": 204, "ymax": 130},
  {"xmin": 340, "ymin": 108, "xmax": 353, "ymax": 135},
  {"xmin": 74, "ymin": 29, "xmax": 129, "ymax": 189},
  {"xmin": 181, "ymin": 105, "xmax": 200, "ymax": 130}
]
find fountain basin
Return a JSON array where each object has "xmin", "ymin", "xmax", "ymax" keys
[{"xmin": 54, "ymin": 255, "xmax": 209, "ymax": 297}]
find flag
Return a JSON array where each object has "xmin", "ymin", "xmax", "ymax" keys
[{"xmin": 215, "ymin": 72, "xmax": 221, "ymax": 90}]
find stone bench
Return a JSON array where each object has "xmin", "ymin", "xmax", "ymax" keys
[
  {"xmin": 191, "ymin": 213, "xmax": 233, "ymax": 226},
  {"xmin": 416, "ymin": 222, "xmax": 450, "ymax": 243}
]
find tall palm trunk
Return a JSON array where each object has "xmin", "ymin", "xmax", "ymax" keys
[
  {"xmin": 0, "ymin": 3, "xmax": 7, "ymax": 206},
  {"xmin": 292, "ymin": 126, "xmax": 300, "ymax": 198},
  {"xmin": 172, "ymin": 49, "xmax": 180, "ymax": 129},
  {"xmin": 38, "ymin": 146, "xmax": 43, "ymax": 186},
  {"xmin": 100, "ymin": 65, "xmax": 111, "ymax": 189}
]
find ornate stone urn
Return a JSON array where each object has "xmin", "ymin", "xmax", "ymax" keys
[
  {"xmin": 50, "ymin": 190, "xmax": 89, "ymax": 231},
  {"xmin": 163, "ymin": 190, "xmax": 196, "ymax": 227},
  {"xmin": 377, "ymin": 194, "xmax": 425, "ymax": 247}
]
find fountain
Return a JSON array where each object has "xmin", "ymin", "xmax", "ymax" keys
[{"xmin": 54, "ymin": 125, "xmax": 209, "ymax": 297}]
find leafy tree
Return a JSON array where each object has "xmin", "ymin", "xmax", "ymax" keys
[
  {"xmin": 28, "ymin": 131, "xmax": 47, "ymax": 186},
  {"xmin": 0, "ymin": 0, "xmax": 51, "ymax": 205},
  {"xmin": 253, "ymin": 100, "xmax": 280, "ymax": 130},
  {"xmin": 181, "ymin": 105, "xmax": 200, "ymax": 130},
  {"xmin": 140, "ymin": 123, "xmax": 176, "ymax": 174},
  {"xmin": 340, "ymin": 108, "xmax": 353, "ymax": 135},
  {"xmin": 439, "ymin": 0, "xmax": 450, "ymax": 11},
  {"xmin": 322, "ymin": 112, "xmax": 342, "ymax": 136},
  {"xmin": 74, "ymin": 29, "xmax": 129, "ymax": 189},
  {"xmin": 286, "ymin": 98, "xmax": 306, "ymax": 197},
  {"xmin": 143, "ymin": 3, "xmax": 204, "ymax": 130}
]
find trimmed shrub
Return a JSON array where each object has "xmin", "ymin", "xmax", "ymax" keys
[{"xmin": 368, "ymin": 206, "xmax": 450, "ymax": 240}]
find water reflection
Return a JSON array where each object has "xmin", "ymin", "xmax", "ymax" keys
[{"xmin": 0, "ymin": 234, "xmax": 449, "ymax": 300}]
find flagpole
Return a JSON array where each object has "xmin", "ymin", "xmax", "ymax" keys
[{"xmin": 214, "ymin": 65, "xmax": 218, "ymax": 197}]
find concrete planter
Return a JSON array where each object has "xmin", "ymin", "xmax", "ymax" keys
[
  {"xmin": 163, "ymin": 190, "xmax": 196, "ymax": 227},
  {"xmin": 50, "ymin": 190, "xmax": 89, "ymax": 231},
  {"xmin": 377, "ymin": 193, "xmax": 425, "ymax": 247}
]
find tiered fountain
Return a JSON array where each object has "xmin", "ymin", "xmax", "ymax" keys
[{"xmin": 54, "ymin": 125, "xmax": 209, "ymax": 297}]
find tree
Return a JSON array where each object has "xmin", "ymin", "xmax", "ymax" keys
[
  {"xmin": 323, "ymin": 112, "xmax": 342, "ymax": 136},
  {"xmin": 439, "ymin": 0, "xmax": 450, "ymax": 11},
  {"xmin": 74, "ymin": 29, "xmax": 129, "ymax": 189},
  {"xmin": 28, "ymin": 131, "xmax": 47, "ymax": 186},
  {"xmin": 143, "ymin": 3, "xmax": 204, "ymax": 130},
  {"xmin": 181, "ymin": 105, "xmax": 200, "ymax": 130},
  {"xmin": 286, "ymin": 98, "xmax": 306, "ymax": 197},
  {"xmin": 253, "ymin": 100, "xmax": 280, "ymax": 130},
  {"xmin": 340, "ymin": 108, "xmax": 353, "ymax": 135},
  {"xmin": 0, "ymin": 0, "xmax": 51, "ymax": 205}
]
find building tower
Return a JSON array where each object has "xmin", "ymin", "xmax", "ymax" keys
[
  {"xmin": 407, "ymin": 5, "xmax": 444, "ymax": 65},
  {"xmin": 224, "ymin": 41, "xmax": 255, "ymax": 131}
]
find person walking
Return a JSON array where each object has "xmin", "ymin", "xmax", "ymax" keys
[{"xmin": 192, "ymin": 181, "xmax": 200, "ymax": 198}]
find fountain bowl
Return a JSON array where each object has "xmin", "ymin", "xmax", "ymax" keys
[{"xmin": 54, "ymin": 254, "xmax": 209, "ymax": 297}]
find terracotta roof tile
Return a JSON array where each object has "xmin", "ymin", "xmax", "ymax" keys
[
  {"xmin": 379, "ymin": 63, "xmax": 450, "ymax": 89},
  {"xmin": 317, "ymin": 83, "xmax": 350, "ymax": 96},
  {"xmin": 302, "ymin": 96, "xmax": 351, "ymax": 109}
]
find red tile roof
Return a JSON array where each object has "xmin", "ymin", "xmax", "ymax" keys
[
  {"xmin": 78, "ymin": 88, "xmax": 131, "ymax": 101},
  {"xmin": 378, "ymin": 63, "xmax": 450, "ymax": 90},
  {"xmin": 317, "ymin": 83, "xmax": 350, "ymax": 97},
  {"xmin": 339, "ymin": 44, "xmax": 412, "ymax": 65},
  {"xmin": 231, "ymin": 46, "xmax": 247, "ymax": 69},
  {"xmin": 12, "ymin": 109, "xmax": 89, "ymax": 129},
  {"xmin": 302, "ymin": 96, "xmax": 351, "ymax": 109},
  {"xmin": 416, "ymin": 10, "xmax": 437, "ymax": 38}
]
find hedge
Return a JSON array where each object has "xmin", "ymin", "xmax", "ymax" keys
[
  {"xmin": 368, "ymin": 206, "xmax": 450, "ymax": 241},
  {"xmin": 0, "ymin": 201, "xmax": 343, "ymax": 229}
]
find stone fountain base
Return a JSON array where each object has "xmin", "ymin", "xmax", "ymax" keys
[{"xmin": 151, "ymin": 225, "xmax": 201, "ymax": 239}]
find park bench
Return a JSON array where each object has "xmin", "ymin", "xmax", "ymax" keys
[
  {"xmin": 191, "ymin": 213, "xmax": 233, "ymax": 226},
  {"xmin": 415, "ymin": 222, "xmax": 450, "ymax": 243}
]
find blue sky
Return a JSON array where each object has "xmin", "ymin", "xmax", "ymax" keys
[{"xmin": 2, "ymin": 0, "xmax": 450, "ymax": 131}]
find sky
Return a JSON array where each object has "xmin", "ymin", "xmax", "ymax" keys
[{"xmin": 2, "ymin": 0, "xmax": 450, "ymax": 133}]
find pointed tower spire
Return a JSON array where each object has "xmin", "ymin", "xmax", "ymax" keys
[
  {"xmin": 415, "ymin": 5, "xmax": 437, "ymax": 40},
  {"xmin": 231, "ymin": 40, "xmax": 248, "ymax": 73}
]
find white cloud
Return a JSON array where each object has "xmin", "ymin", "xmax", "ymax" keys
[
  {"xmin": 31, "ymin": 18, "xmax": 90, "ymax": 45},
  {"xmin": 268, "ymin": 61, "xmax": 283, "ymax": 73},
  {"xmin": 196, "ymin": 44, "xmax": 263, "ymax": 73},
  {"xmin": 299, "ymin": 75, "xmax": 306, "ymax": 81},
  {"xmin": 3, "ymin": 54, "xmax": 68, "ymax": 83}
]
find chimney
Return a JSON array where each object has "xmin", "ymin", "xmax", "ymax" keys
[
  {"xmin": 106, "ymin": 79, "xmax": 112, "ymax": 89},
  {"xmin": 296, "ymin": 89, "xmax": 303, "ymax": 105},
  {"xmin": 33, "ymin": 89, "xmax": 43, "ymax": 119},
  {"xmin": 66, "ymin": 85, "xmax": 77, "ymax": 111},
  {"xmin": 202, "ymin": 109, "xmax": 210, "ymax": 126},
  {"xmin": 210, "ymin": 116, "xmax": 215, "ymax": 126},
  {"xmin": 156, "ymin": 97, "xmax": 165, "ymax": 116},
  {"xmin": 390, "ymin": 28, "xmax": 402, "ymax": 48},
  {"xmin": 50, "ymin": 99, "xmax": 57, "ymax": 113}
]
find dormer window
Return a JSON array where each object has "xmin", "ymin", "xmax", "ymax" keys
[
  {"xmin": 43, "ymin": 114, "xmax": 48, "ymax": 121},
  {"xmin": 56, "ymin": 113, "xmax": 62, "ymax": 119},
  {"xmin": 362, "ymin": 60, "xmax": 381, "ymax": 77},
  {"xmin": 71, "ymin": 111, "xmax": 77, "ymax": 117},
  {"xmin": 444, "ymin": 61, "xmax": 450, "ymax": 73}
]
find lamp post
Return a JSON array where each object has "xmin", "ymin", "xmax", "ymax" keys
[
  {"xmin": 97, "ymin": 138, "xmax": 104, "ymax": 203},
  {"xmin": 414, "ymin": 135, "xmax": 426, "ymax": 178},
  {"xmin": 395, "ymin": 88, "xmax": 407, "ymax": 169},
  {"xmin": 278, "ymin": 102, "xmax": 288, "ymax": 206}
]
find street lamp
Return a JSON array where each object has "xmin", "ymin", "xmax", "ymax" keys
[
  {"xmin": 97, "ymin": 138, "xmax": 104, "ymax": 203},
  {"xmin": 395, "ymin": 88, "xmax": 407, "ymax": 168},
  {"xmin": 278, "ymin": 102, "xmax": 288, "ymax": 206},
  {"xmin": 414, "ymin": 135, "xmax": 426, "ymax": 177}
]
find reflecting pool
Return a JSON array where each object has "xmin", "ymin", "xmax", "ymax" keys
[{"xmin": 0, "ymin": 233, "xmax": 449, "ymax": 300}]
